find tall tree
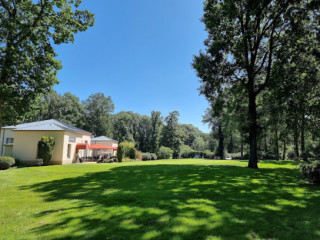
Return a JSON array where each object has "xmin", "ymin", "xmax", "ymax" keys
[
  {"xmin": 0, "ymin": 0, "xmax": 94, "ymax": 130},
  {"xmin": 161, "ymin": 111, "xmax": 183, "ymax": 158},
  {"xmin": 112, "ymin": 111, "xmax": 136, "ymax": 143},
  {"xmin": 149, "ymin": 111, "xmax": 163, "ymax": 153},
  {"xmin": 193, "ymin": 0, "xmax": 304, "ymax": 168},
  {"xmin": 83, "ymin": 93, "xmax": 114, "ymax": 137},
  {"xmin": 29, "ymin": 91, "xmax": 86, "ymax": 128}
]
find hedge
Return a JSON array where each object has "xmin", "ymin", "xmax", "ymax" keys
[{"xmin": 0, "ymin": 156, "xmax": 15, "ymax": 170}]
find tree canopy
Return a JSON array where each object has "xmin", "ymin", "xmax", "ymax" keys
[{"xmin": 0, "ymin": 0, "xmax": 94, "ymax": 128}]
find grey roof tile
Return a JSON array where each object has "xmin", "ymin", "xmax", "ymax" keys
[
  {"xmin": 91, "ymin": 136, "xmax": 118, "ymax": 142},
  {"xmin": 2, "ymin": 119, "xmax": 92, "ymax": 136}
]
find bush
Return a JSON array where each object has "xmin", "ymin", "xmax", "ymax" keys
[
  {"xmin": 243, "ymin": 152, "xmax": 249, "ymax": 160},
  {"xmin": 128, "ymin": 148, "xmax": 137, "ymax": 159},
  {"xmin": 259, "ymin": 152, "xmax": 277, "ymax": 160},
  {"xmin": 142, "ymin": 152, "xmax": 152, "ymax": 161},
  {"xmin": 300, "ymin": 160, "xmax": 320, "ymax": 184},
  {"xmin": 173, "ymin": 150, "xmax": 180, "ymax": 159},
  {"xmin": 0, "ymin": 156, "xmax": 15, "ymax": 170},
  {"xmin": 117, "ymin": 145, "xmax": 124, "ymax": 162},
  {"xmin": 287, "ymin": 150, "xmax": 295, "ymax": 159},
  {"xmin": 158, "ymin": 146, "xmax": 173, "ymax": 159},
  {"xmin": 229, "ymin": 153, "xmax": 242, "ymax": 160},
  {"xmin": 122, "ymin": 158, "xmax": 135, "ymax": 163},
  {"xmin": 119, "ymin": 141, "xmax": 135, "ymax": 157},
  {"xmin": 203, "ymin": 150, "xmax": 214, "ymax": 159},
  {"xmin": 151, "ymin": 153, "xmax": 157, "ymax": 160},
  {"xmin": 38, "ymin": 136, "xmax": 55, "ymax": 166},
  {"xmin": 136, "ymin": 151, "xmax": 142, "ymax": 161}
]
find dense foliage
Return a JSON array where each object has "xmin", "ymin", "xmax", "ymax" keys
[
  {"xmin": 158, "ymin": 146, "xmax": 174, "ymax": 160},
  {"xmin": 0, "ymin": 0, "xmax": 94, "ymax": 130},
  {"xmin": 0, "ymin": 156, "xmax": 15, "ymax": 170},
  {"xmin": 38, "ymin": 136, "xmax": 55, "ymax": 166},
  {"xmin": 300, "ymin": 161, "xmax": 320, "ymax": 184},
  {"xmin": 193, "ymin": 0, "xmax": 320, "ymax": 168}
]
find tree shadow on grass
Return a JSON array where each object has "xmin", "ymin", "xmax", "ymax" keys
[{"xmin": 22, "ymin": 164, "xmax": 320, "ymax": 240}]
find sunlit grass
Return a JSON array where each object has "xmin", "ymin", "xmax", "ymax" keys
[{"xmin": 0, "ymin": 159, "xmax": 319, "ymax": 240}]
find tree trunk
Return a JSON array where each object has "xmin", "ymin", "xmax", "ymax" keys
[
  {"xmin": 275, "ymin": 127, "xmax": 279, "ymax": 160},
  {"xmin": 217, "ymin": 124, "xmax": 224, "ymax": 159},
  {"xmin": 248, "ymin": 88, "xmax": 258, "ymax": 168},
  {"xmin": 301, "ymin": 113, "xmax": 306, "ymax": 161},
  {"xmin": 264, "ymin": 135, "xmax": 268, "ymax": 153},
  {"xmin": 0, "ymin": 103, "xmax": 3, "ymax": 156},
  {"xmin": 241, "ymin": 133, "xmax": 244, "ymax": 160},
  {"xmin": 229, "ymin": 133, "xmax": 234, "ymax": 153},
  {"xmin": 282, "ymin": 139, "xmax": 286, "ymax": 160},
  {"xmin": 294, "ymin": 126, "xmax": 299, "ymax": 158}
]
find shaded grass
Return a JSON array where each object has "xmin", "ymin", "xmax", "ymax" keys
[{"xmin": 0, "ymin": 159, "xmax": 319, "ymax": 240}]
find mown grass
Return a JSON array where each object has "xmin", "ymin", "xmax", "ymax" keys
[{"xmin": 0, "ymin": 159, "xmax": 319, "ymax": 240}]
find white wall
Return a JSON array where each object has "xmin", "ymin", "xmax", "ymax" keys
[{"xmin": 62, "ymin": 132, "xmax": 92, "ymax": 164}]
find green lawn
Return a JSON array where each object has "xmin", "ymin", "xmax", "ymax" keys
[{"xmin": 1, "ymin": 159, "xmax": 320, "ymax": 240}]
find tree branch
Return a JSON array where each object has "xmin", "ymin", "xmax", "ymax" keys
[{"xmin": 14, "ymin": 0, "xmax": 48, "ymax": 46}]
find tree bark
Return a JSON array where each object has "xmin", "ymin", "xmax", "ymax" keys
[
  {"xmin": 301, "ymin": 113, "xmax": 306, "ymax": 161},
  {"xmin": 294, "ymin": 125, "xmax": 299, "ymax": 158},
  {"xmin": 241, "ymin": 133, "xmax": 244, "ymax": 160},
  {"xmin": 282, "ymin": 139, "xmax": 286, "ymax": 160},
  {"xmin": 217, "ymin": 123, "xmax": 224, "ymax": 159},
  {"xmin": 264, "ymin": 135, "xmax": 268, "ymax": 153},
  {"xmin": 275, "ymin": 127, "xmax": 279, "ymax": 160},
  {"xmin": 248, "ymin": 88, "xmax": 258, "ymax": 168},
  {"xmin": 0, "ymin": 102, "xmax": 3, "ymax": 156}
]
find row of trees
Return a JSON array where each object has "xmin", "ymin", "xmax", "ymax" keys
[
  {"xmin": 22, "ymin": 90, "xmax": 213, "ymax": 156},
  {"xmin": 193, "ymin": 0, "xmax": 320, "ymax": 168}
]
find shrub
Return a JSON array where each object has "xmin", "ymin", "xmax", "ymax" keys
[
  {"xmin": 203, "ymin": 150, "xmax": 214, "ymax": 159},
  {"xmin": 119, "ymin": 141, "xmax": 135, "ymax": 157},
  {"xmin": 136, "ymin": 151, "xmax": 142, "ymax": 161},
  {"xmin": 260, "ymin": 152, "xmax": 277, "ymax": 160},
  {"xmin": 0, "ymin": 156, "xmax": 15, "ymax": 170},
  {"xmin": 38, "ymin": 136, "xmax": 55, "ymax": 166},
  {"xmin": 173, "ymin": 150, "xmax": 180, "ymax": 159},
  {"xmin": 117, "ymin": 145, "xmax": 124, "ymax": 162},
  {"xmin": 229, "ymin": 153, "xmax": 242, "ymax": 160},
  {"xmin": 122, "ymin": 158, "xmax": 134, "ymax": 163},
  {"xmin": 243, "ymin": 152, "xmax": 249, "ymax": 160},
  {"xmin": 300, "ymin": 160, "xmax": 320, "ymax": 184},
  {"xmin": 158, "ymin": 146, "xmax": 173, "ymax": 159},
  {"xmin": 142, "ymin": 152, "xmax": 152, "ymax": 161},
  {"xmin": 151, "ymin": 153, "xmax": 157, "ymax": 160},
  {"xmin": 128, "ymin": 148, "xmax": 137, "ymax": 159},
  {"xmin": 287, "ymin": 150, "xmax": 295, "ymax": 159}
]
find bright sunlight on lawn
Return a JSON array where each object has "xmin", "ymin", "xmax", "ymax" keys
[{"xmin": 1, "ymin": 159, "xmax": 320, "ymax": 240}]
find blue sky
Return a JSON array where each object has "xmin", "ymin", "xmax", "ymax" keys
[{"xmin": 54, "ymin": 0, "xmax": 210, "ymax": 132}]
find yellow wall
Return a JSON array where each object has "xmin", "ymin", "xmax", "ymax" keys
[{"xmin": 13, "ymin": 131, "xmax": 65, "ymax": 165}]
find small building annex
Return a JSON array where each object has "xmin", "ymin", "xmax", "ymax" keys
[{"xmin": 0, "ymin": 119, "xmax": 117, "ymax": 165}]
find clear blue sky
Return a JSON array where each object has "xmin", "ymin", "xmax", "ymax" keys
[{"xmin": 54, "ymin": 0, "xmax": 210, "ymax": 133}]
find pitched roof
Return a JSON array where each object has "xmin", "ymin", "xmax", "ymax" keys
[
  {"xmin": 2, "ymin": 119, "xmax": 92, "ymax": 136},
  {"xmin": 91, "ymin": 136, "xmax": 118, "ymax": 142}
]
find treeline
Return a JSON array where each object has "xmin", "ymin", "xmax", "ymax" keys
[
  {"xmin": 25, "ymin": 91, "xmax": 214, "ymax": 156},
  {"xmin": 193, "ymin": 0, "xmax": 320, "ymax": 166}
]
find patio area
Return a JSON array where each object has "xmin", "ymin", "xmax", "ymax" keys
[{"xmin": 75, "ymin": 143, "xmax": 118, "ymax": 163}]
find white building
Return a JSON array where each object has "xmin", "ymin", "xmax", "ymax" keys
[{"xmin": 0, "ymin": 119, "xmax": 118, "ymax": 165}]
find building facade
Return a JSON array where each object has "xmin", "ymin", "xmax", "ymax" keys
[{"xmin": 0, "ymin": 120, "xmax": 92, "ymax": 165}]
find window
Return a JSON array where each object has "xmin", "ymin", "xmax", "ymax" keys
[
  {"xmin": 69, "ymin": 136, "xmax": 76, "ymax": 143},
  {"xmin": 67, "ymin": 144, "xmax": 71, "ymax": 159},
  {"xmin": 5, "ymin": 138, "xmax": 14, "ymax": 144}
]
